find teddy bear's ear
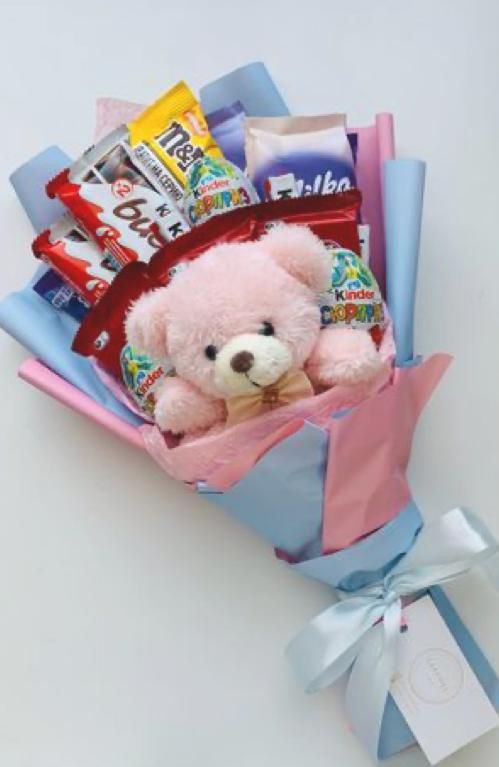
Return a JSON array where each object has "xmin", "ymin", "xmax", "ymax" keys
[
  {"xmin": 261, "ymin": 224, "xmax": 331, "ymax": 291},
  {"xmin": 125, "ymin": 287, "xmax": 170, "ymax": 359}
]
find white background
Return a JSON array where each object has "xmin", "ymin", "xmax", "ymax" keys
[{"xmin": 1, "ymin": 1, "xmax": 498, "ymax": 765}]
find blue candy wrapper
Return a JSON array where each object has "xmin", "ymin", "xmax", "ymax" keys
[
  {"xmin": 206, "ymin": 101, "xmax": 247, "ymax": 170},
  {"xmin": 33, "ymin": 269, "xmax": 89, "ymax": 322}
]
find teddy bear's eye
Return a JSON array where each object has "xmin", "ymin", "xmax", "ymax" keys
[
  {"xmin": 204, "ymin": 344, "xmax": 218, "ymax": 361},
  {"xmin": 259, "ymin": 321, "xmax": 275, "ymax": 336}
]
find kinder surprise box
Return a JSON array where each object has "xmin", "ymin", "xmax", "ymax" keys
[{"xmin": 2, "ymin": 62, "xmax": 499, "ymax": 763}]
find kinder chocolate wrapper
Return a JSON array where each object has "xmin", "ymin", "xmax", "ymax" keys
[
  {"xmin": 319, "ymin": 247, "xmax": 384, "ymax": 329},
  {"xmin": 72, "ymin": 262, "xmax": 173, "ymax": 417},
  {"xmin": 73, "ymin": 261, "xmax": 151, "ymax": 376},
  {"xmin": 255, "ymin": 190, "xmax": 362, "ymax": 255},
  {"xmin": 32, "ymin": 212, "xmax": 118, "ymax": 305},
  {"xmin": 182, "ymin": 156, "xmax": 259, "ymax": 226},
  {"xmin": 245, "ymin": 115, "xmax": 356, "ymax": 200},
  {"xmin": 32, "ymin": 269, "xmax": 89, "ymax": 322},
  {"xmin": 128, "ymin": 81, "xmax": 223, "ymax": 199},
  {"xmin": 206, "ymin": 101, "xmax": 247, "ymax": 171},
  {"xmin": 47, "ymin": 126, "xmax": 190, "ymax": 269},
  {"xmin": 150, "ymin": 190, "xmax": 362, "ymax": 286}
]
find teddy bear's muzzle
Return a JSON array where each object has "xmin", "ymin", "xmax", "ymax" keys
[{"xmin": 214, "ymin": 333, "xmax": 294, "ymax": 396}]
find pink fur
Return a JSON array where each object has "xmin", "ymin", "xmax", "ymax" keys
[
  {"xmin": 125, "ymin": 288, "xmax": 170, "ymax": 360},
  {"xmin": 306, "ymin": 328, "xmax": 383, "ymax": 387},
  {"xmin": 263, "ymin": 224, "xmax": 331, "ymax": 291},
  {"xmin": 155, "ymin": 377, "xmax": 226, "ymax": 435},
  {"xmin": 125, "ymin": 224, "xmax": 385, "ymax": 435}
]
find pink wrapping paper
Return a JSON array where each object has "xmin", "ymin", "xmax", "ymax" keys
[
  {"xmin": 18, "ymin": 359, "xmax": 145, "ymax": 451},
  {"xmin": 94, "ymin": 98, "xmax": 143, "ymax": 142},
  {"xmin": 322, "ymin": 353, "xmax": 452, "ymax": 552},
  {"xmin": 143, "ymin": 327, "xmax": 395, "ymax": 484}
]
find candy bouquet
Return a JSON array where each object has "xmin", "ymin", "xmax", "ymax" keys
[{"xmin": 2, "ymin": 62, "xmax": 499, "ymax": 763}]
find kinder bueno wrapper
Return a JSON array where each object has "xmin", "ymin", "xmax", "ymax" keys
[
  {"xmin": 32, "ymin": 213, "xmax": 118, "ymax": 305},
  {"xmin": 245, "ymin": 115, "xmax": 356, "ymax": 200},
  {"xmin": 206, "ymin": 101, "xmax": 247, "ymax": 171},
  {"xmin": 46, "ymin": 126, "xmax": 190, "ymax": 268},
  {"xmin": 182, "ymin": 156, "xmax": 259, "ymax": 226},
  {"xmin": 32, "ymin": 268, "xmax": 89, "ymax": 322},
  {"xmin": 128, "ymin": 81, "xmax": 223, "ymax": 201},
  {"xmin": 319, "ymin": 247, "xmax": 384, "ymax": 329}
]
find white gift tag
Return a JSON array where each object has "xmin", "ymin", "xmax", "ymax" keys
[{"xmin": 390, "ymin": 595, "xmax": 499, "ymax": 764}]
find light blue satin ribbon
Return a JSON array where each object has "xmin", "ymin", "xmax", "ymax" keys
[{"xmin": 286, "ymin": 508, "xmax": 499, "ymax": 761}]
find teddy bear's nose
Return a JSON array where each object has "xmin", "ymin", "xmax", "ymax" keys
[{"xmin": 230, "ymin": 350, "xmax": 255, "ymax": 374}]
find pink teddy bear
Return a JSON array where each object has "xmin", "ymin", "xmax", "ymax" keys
[{"xmin": 125, "ymin": 224, "xmax": 384, "ymax": 436}]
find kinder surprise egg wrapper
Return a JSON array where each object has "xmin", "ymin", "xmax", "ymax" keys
[
  {"xmin": 183, "ymin": 156, "xmax": 259, "ymax": 226},
  {"xmin": 319, "ymin": 248, "xmax": 384, "ymax": 329}
]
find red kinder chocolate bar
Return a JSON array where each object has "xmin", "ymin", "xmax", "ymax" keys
[{"xmin": 32, "ymin": 212, "xmax": 118, "ymax": 305}]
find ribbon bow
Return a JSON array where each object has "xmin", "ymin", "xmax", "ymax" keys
[
  {"xmin": 286, "ymin": 508, "xmax": 499, "ymax": 761},
  {"xmin": 226, "ymin": 369, "xmax": 314, "ymax": 427}
]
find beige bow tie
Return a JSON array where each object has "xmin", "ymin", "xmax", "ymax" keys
[{"xmin": 226, "ymin": 369, "xmax": 314, "ymax": 427}]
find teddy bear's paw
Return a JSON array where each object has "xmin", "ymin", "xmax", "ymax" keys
[
  {"xmin": 307, "ymin": 327, "xmax": 384, "ymax": 387},
  {"xmin": 154, "ymin": 379, "xmax": 226, "ymax": 435}
]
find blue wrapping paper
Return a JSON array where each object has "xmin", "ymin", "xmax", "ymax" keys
[
  {"xmin": 10, "ymin": 145, "xmax": 70, "ymax": 232},
  {"xmin": 197, "ymin": 403, "xmax": 499, "ymax": 759},
  {"xmin": 200, "ymin": 61, "xmax": 289, "ymax": 117},
  {"xmin": 384, "ymin": 159, "xmax": 426, "ymax": 365}
]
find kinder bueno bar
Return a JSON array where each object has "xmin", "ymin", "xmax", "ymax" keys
[
  {"xmin": 46, "ymin": 126, "xmax": 190, "ymax": 268},
  {"xmin": 32, "ymin": 212, "xmax": 118, "ymax": 305},
  {"xmin": 128, "ymin": 81, "xmax": 223, "ymax": 201}
]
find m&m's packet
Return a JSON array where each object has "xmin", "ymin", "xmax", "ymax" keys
[
  {"xmin": 182, "ymin": 156, "xmax": 259, "ymax": 226},
  {"xmin": 128, "ymin": 81, "xmax": 223, "ymax": 201},
  {"xmin": 319, "ymin": 248, "xmax": 384, "ymax": 329},
  {"xmin": 32, "ymin": 212, "xmax": 118, "ymax": 305},
  {"xmin": 245, "ymin": 115, "xmax": 356, "ymax": 200},
  {"xmin": 72, "ymin": 261, "xmax": 173, "ymax": 417}
]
